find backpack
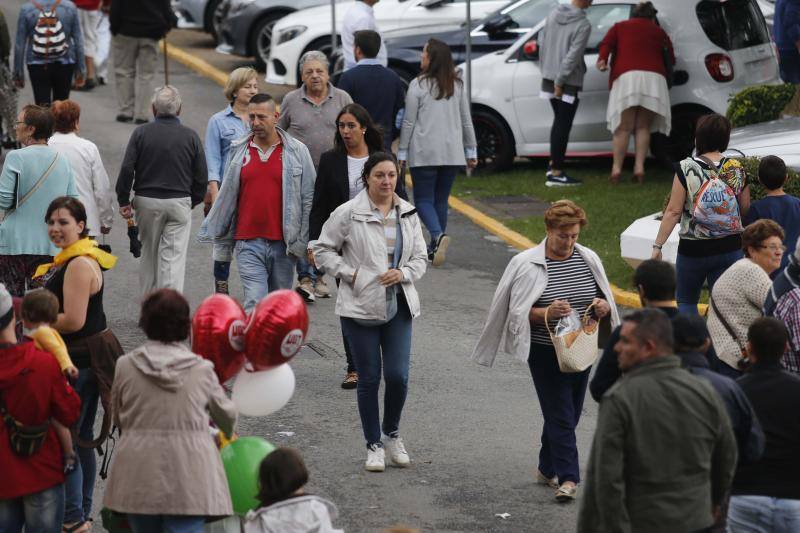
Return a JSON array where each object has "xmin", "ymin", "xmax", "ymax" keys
[
  {"xmin": 689, "ymin": 155, "xmax": 744, "ymax": 238},
  {"xmin": 31, "ymin": 0, "xmax": 69, "ymax": 61}
]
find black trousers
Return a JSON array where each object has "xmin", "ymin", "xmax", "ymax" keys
[
  {"xmin": 28, "ymin": 63, "xmax": 74, "ymax": 106},
  {"xmin": 549, "ymin": 97, "xmax": 580, "ymax": 171}
]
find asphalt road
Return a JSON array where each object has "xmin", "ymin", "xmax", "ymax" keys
[{"xmin": 4, "ymin": 5, "xmax": 601, "ymax": 530}]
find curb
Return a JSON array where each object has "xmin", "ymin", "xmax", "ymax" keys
[{"xmin": 164, "ymin": 39, "xmax": 645, "ymax": 309}]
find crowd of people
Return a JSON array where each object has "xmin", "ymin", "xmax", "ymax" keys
[{"xmin": 1, "ymin": 0, "xmax": 800, "ymax": 532}]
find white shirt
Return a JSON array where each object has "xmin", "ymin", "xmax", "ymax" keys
[
  {"xmin": 342, "ymin": 1, "xmax": 388, "ymax": 70},
  {"xmin": 347, "ymin": 154, "xmax": 369, "ymax": 199},
  {"xmin": 48, "ymin": 132, "xmax": 114, "ymax": 236}
]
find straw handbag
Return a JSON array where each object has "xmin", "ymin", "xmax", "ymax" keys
[{"xmin": 545, "ymin": 304, "xmax": 600, "ymax": 373}]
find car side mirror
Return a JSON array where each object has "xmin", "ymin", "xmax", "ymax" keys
[
  {"xmin": 421, "ymin": 0, "xmax": 448, "ymax": 8},
  {"xmin": 522, "ymin": 39, "xmax": 539, "ymax": 61},
  {"xmin": 483, "ymin": 13, "xmax": 513, "ymax": 35}
]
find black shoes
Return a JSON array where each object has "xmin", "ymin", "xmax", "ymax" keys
[
  {"xmin": 134, "ymin": 118, "xmax": 148, "ymax": 125},
  {"xmin": 115, "ymin": 114, "xmax": 133, "ymax": 123}
]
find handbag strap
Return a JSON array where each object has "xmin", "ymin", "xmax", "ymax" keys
[
  {"xmin": 9, "ymin": 153, "xmax": 60, "ymax": 216},
  {"xmin": 391, "ymin": 205, "xmax": 402, "ymax": 269},
  {"xmin": 709, "ymin": 295, "xmax": 744, "ymax": 352},
  {"xmin": 544, "ymin": 302, "xmax": 596, "ymax": 338}
]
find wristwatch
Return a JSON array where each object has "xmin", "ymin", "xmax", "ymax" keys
[{"xmin": 652, "ymin": 243, "xmax": 663, "ymax": 250}]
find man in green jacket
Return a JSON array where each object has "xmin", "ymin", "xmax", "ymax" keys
[{"xmin": 578, "ymin": 309, "xmax": 737, "ymax": 533}]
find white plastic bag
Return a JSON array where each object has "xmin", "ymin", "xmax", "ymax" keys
[{"xmin": 554, "ymin": 309, "xmax": 582, "ymax": 338}]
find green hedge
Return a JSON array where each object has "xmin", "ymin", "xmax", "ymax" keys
[{"xmin": 726, "ymin": 84, "xmax": 797, "ymax": 128}]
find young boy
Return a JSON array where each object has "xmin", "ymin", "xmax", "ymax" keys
[
  {"xmin": 744, "ymin": 155, "xmax": 800, "ymax": 272},
  {"xmin": 21, "ymin": 288, "xmax": 77, "ymax": 472}
]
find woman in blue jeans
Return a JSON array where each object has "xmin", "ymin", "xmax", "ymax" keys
[
  {"xmin": 652, "ymin": 114, "xmax": 750, "ymax": 314},
  {"xmin": 313, "ymin": 153, "xmax": 428, "ymax": 472},
  {"xmin": 398, "ymin": 38, "xmax": 477, "ymax": 267}
]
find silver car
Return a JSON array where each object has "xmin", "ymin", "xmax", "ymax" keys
[
  {"xmin": 173, "ymin": 0, "xmax": 225, "ymax": 38},
  {"xmin": 730, "ymin": 117, "xmax": 800, "ymax": 170}
]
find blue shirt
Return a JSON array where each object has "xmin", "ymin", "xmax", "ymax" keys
[
  {"xmin": 14, "ymin": 0, "xmax": 85, "ymax": 79},
  {"xmin": 204, "ymin": 105, "xmax": 249, "ymax": 183},
  {"xmin": 744, "ymin": 193, "xmax": 800, "ymax": 271}
]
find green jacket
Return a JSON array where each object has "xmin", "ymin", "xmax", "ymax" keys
[{"xmin": 577, "ymin": 356, "xmax": 737, "ymax": 533}]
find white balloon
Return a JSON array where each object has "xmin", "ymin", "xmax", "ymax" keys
[{"xmin": 231, "ymin": 364, "xmax": 295, "ymax": 417}]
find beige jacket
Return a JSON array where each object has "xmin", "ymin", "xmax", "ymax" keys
[
  {"xmin": 312, "ymin": 189, "xmax": 428, "ymax": 320},
  {"xmin": 104, "ymin": 341, "xmax": 237, "ymax": 516}
]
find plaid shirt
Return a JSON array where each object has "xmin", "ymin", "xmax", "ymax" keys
[{"xmin": 773, "ymin": 288, "xmax": 800, "ymax": 373}]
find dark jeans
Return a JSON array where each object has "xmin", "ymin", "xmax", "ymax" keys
[
  {"xmin": 341, "ymin": 294, "xmax": 412, "ymax": 446},
  {"xmin": 127, "ymin": 514, "xmax": 206, "ymax": 533},
  {"xmin": 778, "ymin": 48, "xmax": 800, "ymax": 84},
  {"xmin": 339, "ymin": 317, "xmax": 356, "ymax": 374},
  {"xmin": 676, "ymin": 249, "xmax": 743, "ymax": 315},
  {"xmin": 63, "ymin": 368, "xmax": 99, "ymax": 524},
  {"xmin": 0, "ymin": 483, "xmax": 64, "ymax": 533},
  {"xmin": 410, "ymin": 166, "xmax": 458, "ymax": 249},
  {"xmin": 528, "ymin": 343, "xmax": 590, "ymax": 484},
  {"xmin": 27, "ymin": 63, "xmax": 74, "ymax": 106},
  {"xmin": 549, "ymin": 97, "xmax": 580, "ymax": 171},
  {"xmin": 213, "ymin": 260, "xmax": 230, "ymax": 282}
]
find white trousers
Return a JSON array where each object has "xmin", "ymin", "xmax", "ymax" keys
[{"xmin": 133, "ymin": 196, "xmax": 192, "ymax": 294}]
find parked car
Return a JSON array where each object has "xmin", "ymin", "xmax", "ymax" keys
[
  {"xmin": 729, "ymin": 117, "xmax": 800, "ymax": 170},
  {"xmin": 384, "ymin": 0, "xmax": 559, "ymax": 84},
  {"xmin": 267, "ymin": 0, "xmax": 508, "ymax": 87},
  {"xmin": 467, "ymin": 0, "xmax": 778, "ymax": 172},
  {"xmin": 173, "ymin": 0, "xmax": 226, "ymax": 38},
  {"xmin": 215, "ymin": 0, "xmax": 330, "ymax": 70}
]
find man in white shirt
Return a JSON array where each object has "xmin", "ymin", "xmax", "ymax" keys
[{"xmin": 342, "ymin": 0, "xmax": 387, "ymax": 71}]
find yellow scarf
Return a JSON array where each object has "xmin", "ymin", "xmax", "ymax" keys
[{"xmin": 33, "ymin": 238, "xmax": 117, "ymax": 279}]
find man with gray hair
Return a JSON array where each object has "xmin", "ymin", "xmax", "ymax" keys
[
  {"xmin": 116, "ymin": 85, "xmax": 207, "ymax": 294},
  {"xmin": 278, "ymin": 50, "xmax": 351, "ymax": 302}
]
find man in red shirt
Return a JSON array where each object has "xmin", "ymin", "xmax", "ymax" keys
[
  {"xmin": 0, "ymin": 283, "xmax": 81, "ymax": 531},
  {"xmin": 199, "ymin": 93, "xmax": 316, "ymax": 312}
]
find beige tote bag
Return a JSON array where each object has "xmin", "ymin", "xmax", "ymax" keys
[{"xmin": 545, "ymin": 303, "xmax": 600, "ymax": 373}]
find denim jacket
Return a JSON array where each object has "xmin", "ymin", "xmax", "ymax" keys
[
  {"xmin": 14, "ymin": 0, "xmax": 86, "ymax": 80},
  {"xmin": 204, "ymin": 105, "xmax": 249, "ymax": 184},
  {"xmin": 197, "ymin": 128, "xmax": 316, "ymax": 261}
]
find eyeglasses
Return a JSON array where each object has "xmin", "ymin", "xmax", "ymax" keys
[
  {"xmin": 337, "ymin": 122, "xmax": 360, "ymax": 130},
  {"xmin": 758, "ymin": 244, "xmax": 787, "ymax": 253}
]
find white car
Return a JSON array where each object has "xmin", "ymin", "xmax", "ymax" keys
[
  {"xmin": 267, "ymin": 0, "xmax": 507, "ymax": 86},
  {"xmin": 467, "ymin": 0, "xmax": 779, "ymax": 171}
]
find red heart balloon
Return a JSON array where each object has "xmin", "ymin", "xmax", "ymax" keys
[
  {"xmin": 244, "ymin": 290, "xmax": 309, "ymax": 370},
  {"xmin": 192, "ymin": 294, "xmax": 247, "ymax": 383}
]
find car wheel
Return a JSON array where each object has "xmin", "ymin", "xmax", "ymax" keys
[
  {"xmin": 204, "ymin": 0, "xmax": 222, "ymax": 39},
  {"xmin": 472, "ymin": 108, "xmax": 515, "ymax": 173},
  {"xmin": 297, "ymin": 36, "xmax": 341, "ymax": 83},
  {"xmin": 651, "ymin": 107, "xmax": 709, "ymax": 166},
  {"xmin": 250, "ymin": 14, "xmax": 288, "ymax": 71}
]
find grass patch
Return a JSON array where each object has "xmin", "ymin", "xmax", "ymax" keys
[{"xmin": 452, "ymin": 159, "xmax": 674, "ymax": 289}]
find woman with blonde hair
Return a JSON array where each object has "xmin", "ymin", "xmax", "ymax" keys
[
  {"xmin": 204, "ymin": 66, "xmax": 259, "ymax": 294},
  {"xmin": 473, "ymin": 199, "xmax": 618, "ymax": 502}
]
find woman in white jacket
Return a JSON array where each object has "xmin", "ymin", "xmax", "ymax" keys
[
  {"xmin": 313, "ymin": 152, "xmax": 428, "ymax": 473},
  {"xmin": 472, "ymin": 200, "xmax": 619, "ymax": 502}
]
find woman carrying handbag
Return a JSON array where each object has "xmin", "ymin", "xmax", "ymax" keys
[{"xmin": 472, "ymin": 200, "xmax": 618, "ymax": 502}]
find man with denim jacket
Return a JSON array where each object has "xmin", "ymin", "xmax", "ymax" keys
[{"xmin": 198, "ymin": 93, "xmax": 316, "ymax": 312}]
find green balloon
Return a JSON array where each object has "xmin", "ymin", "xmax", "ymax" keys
[{"xmin": 221, "ymin": 436, "xmax": 276, "ymax": 515}]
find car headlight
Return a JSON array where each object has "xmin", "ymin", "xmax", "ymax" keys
[
  {"xmin": 277, "ymin": 25, "xmax": 307, "ymax": 45},
  {"xmin": 229, "ymin": 0, "xmax": 255, "ymax": 16}
]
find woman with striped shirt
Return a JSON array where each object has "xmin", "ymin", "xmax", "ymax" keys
[
  {"xmin": 472, "ymin": 200, "xmax": 618, "ymax": 502},
  {"xmin": 313, "ymin": 152, "xmax": 428, "ymax": 473}
]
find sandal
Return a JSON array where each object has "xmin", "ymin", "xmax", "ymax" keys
[
  {"xmin": 609, "ymin": 172, "xmax": 621, "ymax": 184},
  {"xmin": 63, "ymin": 521, "xmax": 90, "ymax": 533},
  {"xmin": 633, "ymin": 172, "xmax": 645, "ymax": 184},
  {"xmin": 555, "ymin": 483, "xmax": 578, "ymax": 502},
  {"xmin": 341, "ymin": 371, "xmax": 358, "ymax": 390},
  {"xmin": 536, "ymin": 469, "xmax": 558, "ymax": 488}
]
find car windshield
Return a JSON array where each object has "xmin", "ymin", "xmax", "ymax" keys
[
  {"xmin": 696, "ymin": 0, "xmax": 770, "ymax": 50},
  {"xmin": 585, "ymin": 4, "xmax": 631, "ymax": 51},
  {"xmin": 504, "ymin": 0, "xmax": 559, "ymax": 29}
]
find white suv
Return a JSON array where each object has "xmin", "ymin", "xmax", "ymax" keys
[
  {"xmin": 267, "ymin": 0, "xmax": 507, "ymax": 86},
  {"xmin": 469, "ymin": 0, "xmax": 778, "ymax": 171}
]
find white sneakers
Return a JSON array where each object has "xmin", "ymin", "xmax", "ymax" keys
[{"xmin": 365, "ymin": 437, "xmax": 411, "ymax": 472}]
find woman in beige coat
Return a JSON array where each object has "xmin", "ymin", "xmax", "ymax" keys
[{"xmin": 104, "ymin": 289, "xmax": 237, "ymax": 533}]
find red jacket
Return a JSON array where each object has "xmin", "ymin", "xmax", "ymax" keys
[
  {"xmin": 73, "ymin": 0, "xmax": 103, "ymax": 10},
  {"xmin": 0, "ymin": 342, "xmax": 80, "ymax": 500},
  {"xmin": 598, "ymin": 18, "xmax": 675, "ymax": 88}
]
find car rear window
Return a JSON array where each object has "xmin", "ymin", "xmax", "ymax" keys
[{"xmin": 696, "ymin": 0, "xmax": 770, "ymax": 51}]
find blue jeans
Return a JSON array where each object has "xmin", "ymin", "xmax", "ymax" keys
[
  {"xmin": 410, "ymin": 166, "xmax": 458, "ymax": 249},
  {"xmin": 341, "ymin": 294, "xmax": 413, "ymax": 446},
  {"xmin": 295, "ymin": 256, "xmax": 318, "ymax": 282},
  {"xmin": 0, "ymin": 483, "xmax": 65, "ymax": 533},
  {"xmin": 728, "ymin": 495, "xmax": 800, "ymax": 532},
  {"xmin": 235, "ymin": 239, "xmax": 296, "ymax": 312},
  {"xmin": 64, "ymin": 368, "xmax": 99, "ymax": 524},
  {"xmin": 675, "ymin": 249, "xmax": 743, "ymax": 315},
  {"xmin": 127, "ymin": 514, "xmax": 206, "ymax": 533},
  {"xmin": 778, "ymin": 48, "xmax": 800, "ymax": 83},
  {"xmin": 528, "ymin": 343, "xmax": 590, "ymax": 484}
]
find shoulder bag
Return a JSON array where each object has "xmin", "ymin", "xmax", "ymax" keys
[
  {"xmin": 1, "ymin": 391, "xmax": 50, "ymax": 456},
  {"xmin": 709, "ymin": 295, "xmax": 747, "ymax": 362},
  {"xmin": 546, "ymin": 303, "xmax": 600, "ymax": 373},
  {"xmin": 0, "ymin": 153, "xmax": 60, "ymax": 223}
]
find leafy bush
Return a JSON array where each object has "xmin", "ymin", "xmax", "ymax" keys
[{"xmin": 726, "ymin": 84, "xmax": 797, "ymax": 128}]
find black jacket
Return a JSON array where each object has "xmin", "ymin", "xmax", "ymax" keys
[
  {"xmin": 116, "ymin": 116, "xmax": 207, "ymax": 208},
  {"xmin": 733, "ymin": 362, "xmax": 800, "ymax": 499},
  {"xmin": 110, "ymin": 0, "xmax": 176, "ymax": 40},
  {"xmin": 309, "ymin": 149, "xmax": 407, "ymax": 241},
  {"xmin": 677, "ymin": 351, "xmax": 764, "ymax": 464}
]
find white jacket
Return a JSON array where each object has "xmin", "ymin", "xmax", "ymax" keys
[
  {"xmin": 472, "ymin": 240, "xmax": 620, "ymax": 367},
  {"xmin": 312, "ymin": 189, "xmax": 427, "ymax": 320},
  {"xmin": 243, "ymin": 495, "xmax": 342, "ymax": 533}
]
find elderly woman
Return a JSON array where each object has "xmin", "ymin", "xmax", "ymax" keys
[
  {"xmin": 313, "ymin": 152, "xmax": 428, "ymax": 472},
  {"xmin": 103, "ymin": 288, "xmax": 237, "ymax": 532},
  {"xmin": 49, "ymin": 99, "xmax": 114, "ymax": 239},
  {"xmin": 0, "ymin": 105, "xmax": 76, "ymax": 296},
  {"xmin": 204, "ymin": 67, "xmax": 259, "ymax": 295},
  {"xmin": 597, "ymin": 1, "xmax": 674, "ymax": 183},
  {"xmin": 473, "ymin": 200, "xmax": 618, "ymax": 502},
  {"xmin": 652, "ymin": 113, "xmax": 750, "ymax": 315},
  {"xmin": 708, "ymin": 219, "xmax": 785, "ymax": 378},
  {"xmin": 398, "ymin": 38, "xmax": 477, "ymax": 267},
  {"xmin": 279, "ymin": 50, "xmax": 352, "ymax": 302}
]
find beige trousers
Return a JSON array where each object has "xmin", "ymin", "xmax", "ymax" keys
[
  {"xmin": 133, "ymin": 196, "xmax": 192, "ymax": 294},
  {"xmin": 112, "ymin": 34, "xmax": 158, "ymax": 120}
]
